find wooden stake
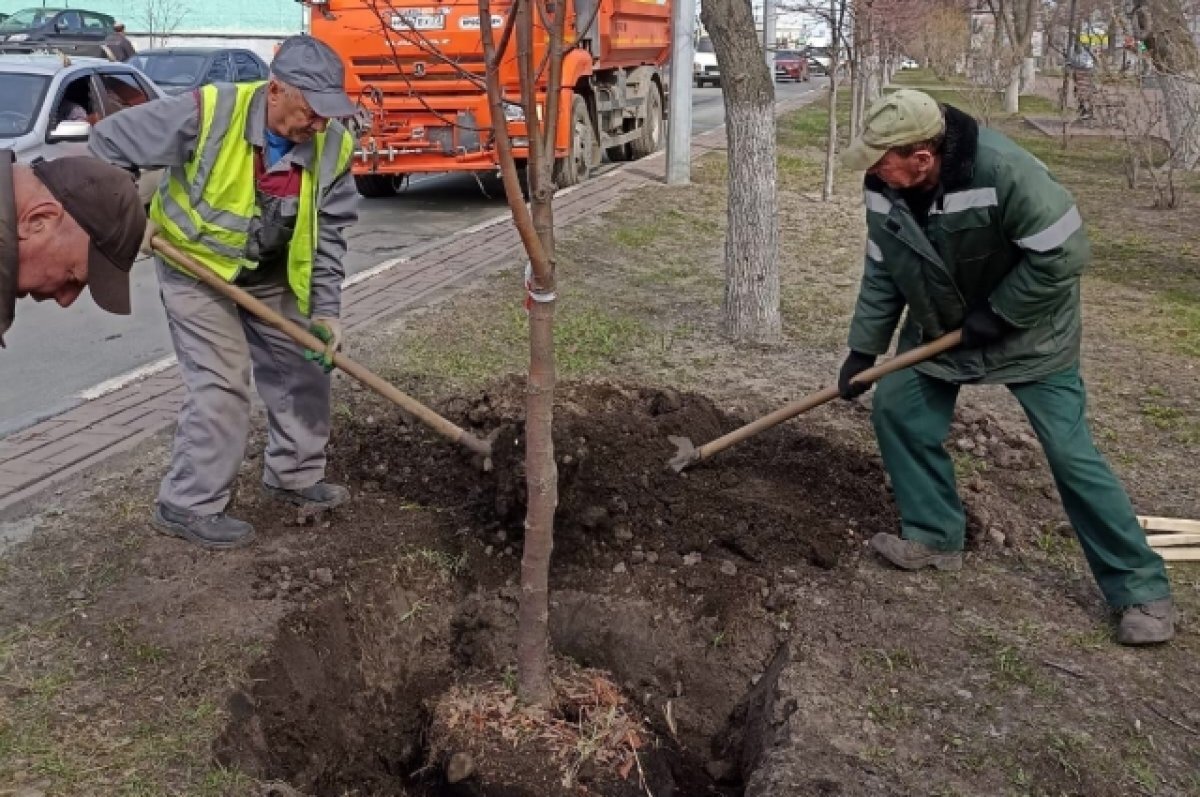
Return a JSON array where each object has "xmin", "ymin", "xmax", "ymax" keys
[
  {"xmin": 1155, "ymin": 547, "xmax": 1200, "ymax": 562},
  {"xmin": 1147, "ymin": 533, "xmax": 1200, "ymax": 548},
  {"xmin": 1138, "ymin": 516, "xmax": 1200, "ymax": 534}
]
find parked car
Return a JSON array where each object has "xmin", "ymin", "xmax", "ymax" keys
[
  {"xmin": 774, "ymin": 50, "xmax": 810, "ymax": 82},
  {"xmin": 0, "ymin": 54, "xmax": 165, "ymax": 204},
  {"xmin": 0, "ymin": 7, "xmax": 115, "ymax": 57},
  {"xmin": 900, "ymin": 57, "xmax": 919, "ymax": 70},
  {"xmin": 128, "ymin": 47, "xmax": 269, "ymax": 96},
  {"xmin": 693, "ymin": 35, "xmax": 720, "ymax": 88}
]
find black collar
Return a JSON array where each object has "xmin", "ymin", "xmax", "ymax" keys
[{"xmin": 0, "ymin": 150, "xmax": 18, "ymax": 348}]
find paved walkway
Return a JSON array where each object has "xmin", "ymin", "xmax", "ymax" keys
[{"xmin": 0, "ymin": 94, "xmax": 819, "ymax": 515}]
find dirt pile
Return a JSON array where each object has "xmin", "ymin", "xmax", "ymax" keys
[
  {"xmin": 217, "ymin": 380, "xmax": 912, "ymax": 796},
  {"xmin": 344, "ymin": 379, "xmax": 898, "ymax": 572}
]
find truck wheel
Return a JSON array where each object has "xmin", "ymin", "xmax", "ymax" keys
[
  {"xmin": 629, "ymin": 84, "xmax": 663, "ymax": 160},
  {"xmin": 554, "ymin": 95, "xmax": 594, "ymax": 188},
  {"xmin": 355, "ymin": 174, "xmax": 402, "ymax": 198}
]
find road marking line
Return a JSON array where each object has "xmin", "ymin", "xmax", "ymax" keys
[
  {"xmin": 77, "ymin": 355, "xmax": 177, "ymax": 401},
  {"xmin": 343, "ymin": 256, "xmax": 411, "ymax": 288}
]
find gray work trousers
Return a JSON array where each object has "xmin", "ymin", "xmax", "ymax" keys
[{"xmin": 156, "ymin": 259, "xmax": 332, "ymax": 514}]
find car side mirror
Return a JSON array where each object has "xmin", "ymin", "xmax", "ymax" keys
[{"xmin": 47, "ymin": 119, "xmax": 91, "ymax": 142}]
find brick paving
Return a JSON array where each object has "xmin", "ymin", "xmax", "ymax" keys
[{"xmin": 0, "ymin": 95, "xmax": 815, "ymax": 515}]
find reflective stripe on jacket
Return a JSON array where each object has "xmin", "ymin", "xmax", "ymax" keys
[
  {"xmin": 848, "ymin": 105, "xmax": 1089, "ymax": 384},
  {"xmin": 149, "ymin": 82, "xmax": 354, "ymax": 316}
]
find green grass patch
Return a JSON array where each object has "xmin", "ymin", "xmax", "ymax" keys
[{"xmin": 777, "ymin": 93, "xmax": 851, "ymax": 151}]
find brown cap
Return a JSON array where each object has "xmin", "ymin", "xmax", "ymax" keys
[{"xmin": 32, "ymin": 157, "xmax": 145, "ymax": 315}]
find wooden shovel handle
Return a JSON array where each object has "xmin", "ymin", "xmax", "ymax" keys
[
  {"xmin": 690, "ymin": 330, "xmax": 964, "ymax": 466},
  {"xmin": 150, "ymin": 236, "xmax": 492, "ymax": 456}
]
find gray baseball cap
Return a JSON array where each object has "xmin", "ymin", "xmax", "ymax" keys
[{"xmin": 271, "ymin": 35, "xmax": 358, "ymax": 119}]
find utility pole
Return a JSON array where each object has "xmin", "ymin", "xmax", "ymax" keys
[
  {"xmin": 1060, "ymin": 0, "xmax": 1078, "ymax": 111},
  {"xmin": 764, "ymin": 0, "xmax": 777, "ymax": 82},
  {"xmin": 667, "ymin": 0, "xmax": 697, "ymax": 184}
]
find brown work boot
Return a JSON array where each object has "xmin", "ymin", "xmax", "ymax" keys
[
  {"xmin": 869, "ymin": 532, "xmax": 963, "ymax": 572},
  {"xmin": 1116, "ymin": 598, "xmax": 1175, "ymax": 646}
]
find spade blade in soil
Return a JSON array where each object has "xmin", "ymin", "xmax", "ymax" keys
[{"xmin": 667, "ymin": 435, "xmax": 699, "ymax": 473}]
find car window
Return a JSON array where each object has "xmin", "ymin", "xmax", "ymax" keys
[
  {"xmin": 97, "ymin": 72, "xmax": 152, "ymax": 115},
  {"xmin": 696, "ymin": 37, "xmax": 715, "ymax": 54},
  {"xmin": 130, "ymin": 53, "xmax": 208, "ymax": 87},
  {"xmin": 81, "ymin": 13, "xmax": 108, "ymax": 32},
  {"xmin": 233, "ymin": 52, "xmax": 264, "ymax": 81},
  {"xmin": 0, "ymin": 74, "xmax": 50, "ymax": 137},
  {"xmin": 50, "ymin": 73, "xmax": 98, "ymax": 127},
  {"xmin": 56, "ymin": 11, "xmax": 82, "ymax": 34},
  {"xmin": 205, "ymin": 54, "xmax": 233, "ymax": 83},
  {"xmin": 0, "ymin": 9, "xmax": 54, "ymax": 32}
]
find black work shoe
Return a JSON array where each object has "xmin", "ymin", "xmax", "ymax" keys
[
  {"xmin": 264, "ymin": 481, "xmax": 350, "ymax": 510},
  {"xmin": 152, "ymin": 503, "xmax": 255, "ymax": 550},
  {"xmin": 1117, "ymin": 598, "xmax": 1175, "ymax": 646},
  {"xmin": 869, "ymin": 532, "xmax": 963, "ymax": 572}
]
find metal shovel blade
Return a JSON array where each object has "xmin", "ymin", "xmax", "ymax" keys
[{"xmin": 667, "ymin": 435, "xmax": 699, "ymax": 473}]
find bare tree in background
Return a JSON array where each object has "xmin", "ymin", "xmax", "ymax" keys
[
  {"xmin": 1134, "ymin": 0, "xmax": 1200, "ymax": 169},
  {"xmin": 141, "ymin": 0, "xmax": 187, "ymax": 48},
  {"xmin": 701, "ymin": 0, "xmax": 781, "ymax": 341},
  {"xmin": 985, "ymin": 0, "xmax": 1038, "ymax": 113}
]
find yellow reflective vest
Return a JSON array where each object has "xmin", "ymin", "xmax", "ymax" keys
[{"xmin": 149, "ymin": 82, "xmax": 353, "ymax": 316}]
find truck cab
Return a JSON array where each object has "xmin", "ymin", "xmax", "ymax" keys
[{"xmin": 693, "ymin": 35, "xmax": 719, "ymax": 88}]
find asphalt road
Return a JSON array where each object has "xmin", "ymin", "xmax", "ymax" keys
[{"xmin": 0, "ymin": 81, "xmax": 823, "ymax": 437}]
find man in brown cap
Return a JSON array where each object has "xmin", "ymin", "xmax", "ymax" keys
[
  {"xmin": 0, "ymin": 150, "xmax": 145, "ymax": 348},
  {"xmin": 104, "ymin": 22, "xmax": 137, "ymax": 62}
]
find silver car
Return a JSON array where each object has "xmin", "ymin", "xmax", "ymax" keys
[{"xmin": 0, "ymin": 53, "xmax": 164, "ymax": 203}]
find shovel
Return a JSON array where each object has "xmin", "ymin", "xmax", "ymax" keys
[
  {"xmin": 150, "ymin": 236, "xmax": 495, "ymax": 464},
  {"xmin": 667, "ymin": 330, "xmax": 963, "ymax": 473}
]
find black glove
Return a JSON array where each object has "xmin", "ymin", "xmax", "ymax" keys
[
  {"xmin": 960, "ymin": 303, "xmax": 1015, "ymax": 349},
  {"xmin": 838, "ymin": 350, "xmax": 877, "ymax": 400}
]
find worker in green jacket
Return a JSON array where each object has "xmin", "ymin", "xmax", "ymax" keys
[{"xmin": 838, "ymin": 89, "xmax": 1173, "ymax": 645}]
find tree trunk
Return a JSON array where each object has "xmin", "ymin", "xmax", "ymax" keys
[
  {"xmin": 479, "ymin": 0, "xmax": 561, "ymax": 709},
  {"xmin": 848, "ymin": 50, "xmax": 861, "ymax": 143},
  {"xmin": 1159, "ymin": 75, "xmax": 1200, "ymax": 168},
  {"xmin": 1137, "ymin": 0, "xmax": 1200, "ymax": 168},
  {"xmin": 701, "ymin": 0, "xmax": 781, "ymax": 342},
  {"xmin": 1005, "ymin": 69, "xmax": 1020, "ymax": 112},
  {"xmin": 824, "ymin": 61, "xmax": 839, "ymax": 202}
]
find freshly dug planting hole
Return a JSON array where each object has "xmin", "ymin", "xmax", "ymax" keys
[{"xmin": 216, "ymin": 381, "xmax": 900, "ymax": 794}]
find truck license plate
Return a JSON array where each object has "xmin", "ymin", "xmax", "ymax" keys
[{"xmin": 390, "ymin": 12, "xmax": 445, "ymax": 31}]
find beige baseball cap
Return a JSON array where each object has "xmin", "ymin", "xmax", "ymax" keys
[{"xmin": 842, "ymin": 89, "xmax": 946, "ymax": 171}]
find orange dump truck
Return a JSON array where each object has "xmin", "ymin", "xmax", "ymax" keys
[{"xmin": 298, "ymin": 0, "xmax": 672, "ymax": 196}]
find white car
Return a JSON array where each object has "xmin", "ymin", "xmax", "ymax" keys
[
  {"xmin": 0, "ymin": 53, "xmax": 164, "ymax": 204},
  {"xmin": 693, "ymin": 36, "xmax": 720, "ymax": 88}
]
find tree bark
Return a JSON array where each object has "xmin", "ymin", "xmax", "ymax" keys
[
  {"xmin": 822, "ymin": 0, "xmax": 846, "ymax": 203},
  {"xmin": 1137, "ymin": 0, "xmax": 1200, "ymax": 168},
  {"xmin": 701, "ymin": 0, "xmax": 781, "ymax": 342},
  {"xmin": 479, "ymin": 0, "xmax": 561, "ymax": 709}
]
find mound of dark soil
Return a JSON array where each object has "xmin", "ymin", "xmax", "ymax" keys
[
  {"xmin": 219, "ymin": 380, "xmax": 905, "ymax": 796},
  {"xmin": 343, "ymin": 379, "xmax": 897, "ymax": 571}
]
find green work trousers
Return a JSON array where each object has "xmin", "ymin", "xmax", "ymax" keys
[{"xmin": 871, "ymin": 364, "xmax": 1171, "ymax": 608}]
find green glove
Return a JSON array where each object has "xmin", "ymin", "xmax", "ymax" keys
[{"xmin": 304, "ymin": 317, "xmax": 343, "ymax": 373}]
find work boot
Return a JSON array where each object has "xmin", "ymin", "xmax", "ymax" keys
[
  {"xmin": 152, "ymin": 503, "xmax": 255, "ymax": 550},
  {"xmin": 1116, "ymin": 598, "xmax": 1175, "ymax": 646},
  {"xmin": 264, "ymin": 481, "xmax": 350, "ymax": 511},
  {"xmin": 869, "ymin": 532, "xmax": 963, "ymax": 572}
]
